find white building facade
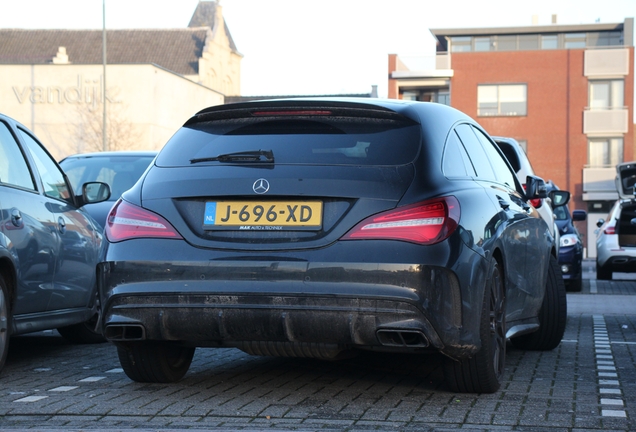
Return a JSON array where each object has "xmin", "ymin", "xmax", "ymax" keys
[{"xmin": 0, "ymin": 1, "xmax": 241, "ymax": 159}]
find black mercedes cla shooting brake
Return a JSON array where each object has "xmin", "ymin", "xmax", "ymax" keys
[{"xmin": 99, "ymin": 98, "xmax": 566, "ymax": 393}]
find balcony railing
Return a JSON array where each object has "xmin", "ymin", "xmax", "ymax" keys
[
  {"xmin": 583, "ymin": 108, "xmax": 629, "ymax": 135},
  {"xmin": 583, "ymin": 167, "xmax": 615, "ymax": 192},
  {"xmin": 436, "ymin": 53, "xmax": 451, "ymax": 69},
  {"xmin": 392, "ymin": 53, "xmax": 452, "ymax": 74},
  {"xmin": 584, "ymin": 48, "xmax": 630, "ymax": 77},
  {"xmin": 582, "ymin": 166, "xmax": 619, "ymax": 200}
]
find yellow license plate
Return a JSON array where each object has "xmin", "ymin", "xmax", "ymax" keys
[{"xmin": 203, "ymin": 201, "xmax": 323, "ymax": 230}]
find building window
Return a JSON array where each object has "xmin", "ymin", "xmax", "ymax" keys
[
  {"xmin": 401, "ymin": 90, "xmax": 450, "ymax": 105},
  {"xmin": 587, "ymin": 31, "xmax": 623, "ymax": 47},
  {"xmin": 564, "ymin": 33, "xmax": 586, "ymax": 48},
  {"xmin": 438, "ymin": 91, "xmax": 450, "ymax": 105},
  {"xmin": 518, "ymin": 35, "xmax": 539, "ymax": 50},
  {"xmin": 593, "ymin": 31, "xmax": 623, "ymax": 46},
  {"xmin": 541, "ymin": 35, "xmax": 558, "ymax": 49},
  {"xmin": 497, "ymin": 35, "xmax": 517, "ymax": 51},
  {"xmin": 477, "ymin": 84, "xmax": 527, "ymax": 116},
  {"xmin": 450, "ymin": 36, "xmax": 472, "ymax": 52},
  {"xmin": 402, "ymin": 92, "xmax": 418, "ymax": 101},
  {"xmin": 445, "ymin": 30, "xmax": 623, "ymax": 54},
  {"xmin": 589, "ymin": 80, "xmax": 624, "ymax": 109},
  {"xmin": 474, "ymin": 37, "xmax": 491, "ymax": 51},
  {"xmin": 588, "ymin": 138, "xmax": 623, "ymax": 167}
]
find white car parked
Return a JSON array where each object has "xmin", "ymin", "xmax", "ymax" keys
[
  {"xmin": 492, "ymin": 137, "xmax": 563, "ymax": 252},
  {"xmin": 595, "ymin": 161, "xmax": 636, "ymax": 280}
]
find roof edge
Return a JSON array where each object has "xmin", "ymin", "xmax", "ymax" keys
[{"xmin": 431, "ymin": 21, "xmax": 627, "ymax": 37}]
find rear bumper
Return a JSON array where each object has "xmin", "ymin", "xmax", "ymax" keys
[
  {"xmin": 99, "ymin": 237, "xmax": 488, "ymax": 359},
  {"xmin": 598, "ymin": 254, "xmax": 636, "ymax": 273},
  {"xmin": 105, "ymin": 291, "xmax": 443, "ymax": 355}
]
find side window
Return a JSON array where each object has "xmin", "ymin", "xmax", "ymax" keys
[
  {"xmin": 0, "ymin": 121, "xmax": 35, "ymax": 190},
  {"xmin": 494, "ymin": 141, "xmax": 521, "ymax": 172},
  {"xmin": 443, "ymin": 130, "xmax": 476, "ymax": 178},
  {"xmin": 455, "ymin": 124, "xmax": 497, "ymax": 181},
  {"xmin": 62, "ymin": 164, "xmax": 88, "ymax": 194},
  {"xmin": 472, "ymin": 127, "xmax": 518, "ymax": 189},
  {"xmin": 18, "ymin": 128, "xmax": 72, "ymax": 203}
]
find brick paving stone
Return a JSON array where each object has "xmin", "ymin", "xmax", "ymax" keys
[
  {"xmin": 386, "ymin": 411, "xmax": 413, "ymax": 422},
  {"xmin": 358, "ymin": 408, "xmax": 390, "ymax": 421},
  {"xmin": 3, "ymin": 279, "xmax": 636, "ymax": 430}
]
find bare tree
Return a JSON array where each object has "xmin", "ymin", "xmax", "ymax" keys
[{"xmin": 68, "ymin": 94, "xmax": 142, "ymax": 154}]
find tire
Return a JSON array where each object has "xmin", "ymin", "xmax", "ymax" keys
[
  {"xmin": 565, "ymin": 277, "xmax": 582, "ymax": 293},
  {"xmin": 596, "ymin": 263, "xmax": 612, "ymax": 281},
  {"xmin": 117, "ymin": 342, "xmax": 195, "ymax": 383},
  {"xmin": 0, "ymin": 274, "xmax": 10, "ymax": 374},
  {"xmin": 443, "ymin": 258, "xmax": 506, "ymax": 393},
  {"xmin": 511, "ymin": 255, "xmax": 566, "ymax": 351}
]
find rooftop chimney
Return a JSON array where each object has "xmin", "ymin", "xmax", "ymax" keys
[{"xmin": 52, "ymin": 46, "xmax": 69, "ymax": 64}]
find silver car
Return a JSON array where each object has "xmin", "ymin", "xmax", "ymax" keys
[
  {"xmin": 492, "ymin": 137, "xmax": 562, "ymax": 251},
  {"xmin": 595, "ymin": 161, "xmax": 636, "ymax": 280}
]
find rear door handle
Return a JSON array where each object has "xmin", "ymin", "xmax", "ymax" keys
[
  {"xmin": 57, "ymin": 216, "xmax": 67, "ymax": 234},
  {"xmin": 10, "ymin": 208, "xmax": 22, "ymax": 227}
]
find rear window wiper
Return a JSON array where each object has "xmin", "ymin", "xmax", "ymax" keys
[{"xmin": 190, "ymin": 149, "xmax": 274, "ymax": 164}]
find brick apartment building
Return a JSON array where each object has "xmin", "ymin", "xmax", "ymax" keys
[{"xmin": 388, "ymin": 18, "xmax": 634, "ymax": 257}]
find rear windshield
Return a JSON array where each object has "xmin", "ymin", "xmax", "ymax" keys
[{"xmin": 156, "ymin": 117, "xmax": 421, "ymax": 167}]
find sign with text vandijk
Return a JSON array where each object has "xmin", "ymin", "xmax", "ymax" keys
[
  {"xmin": 12, "ymin": 74, "xmax": 120, "ymax": 108},
  {"xmin": 0, "ymin": 63, "xmax": 225, "ymax": 160}
]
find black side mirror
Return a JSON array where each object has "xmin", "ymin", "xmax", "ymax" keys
[
  {"xmin": 525, "ymin": 175, "xmax": 547, "ymax": 199},
  {"xmin": 77, "ymin": 181, "xmax": 111, "ymax": 207},
  {"xmin": 572, "ymin": 209, "xmax": 587, "ymax": 221},
  {"xmin": 596, "ymin": 218, "xmax": 605, "ymax": 228},
  {"xmin": 548, "ymin": 190, "xmax": 570, "ymax": 208}
]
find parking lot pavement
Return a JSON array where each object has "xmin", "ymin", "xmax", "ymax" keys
[
  {"xmin": 1, "ymin": 262, "xmax": 635, "ymax": 431},
  {"xmin": 568, "ymin": 259, "xmax": 636, "ymax": 315}
]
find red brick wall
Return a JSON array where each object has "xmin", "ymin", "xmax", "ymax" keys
[
  {"xmin": 448, "ymin": 48, "xmax": 634, "ymax": 213},
  {"xmin": 388, "ymin": 54, "xmax": 399, "ymax": 99}
]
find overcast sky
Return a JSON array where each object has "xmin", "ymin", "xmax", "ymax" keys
[{"xmin": 0, "ymin": 0, "xmax": 633, "ymax": 97}]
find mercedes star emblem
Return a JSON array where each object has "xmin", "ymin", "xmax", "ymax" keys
[{"xmin": 253, "ymin": 178, "xmax": 270, "ymax": 194}]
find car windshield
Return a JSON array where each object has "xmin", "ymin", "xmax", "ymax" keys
[
  {"xmin": 60, "ymin": 154, "xmax": 155, "ymax": 200},
  {"xmin": 156, "ymin": 118, "xmax": 421, "ymax": 167}
]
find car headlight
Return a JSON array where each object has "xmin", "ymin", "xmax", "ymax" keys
[{"xmin": 560, "ymin": 233, "xmax": 580, "ymax": 247}]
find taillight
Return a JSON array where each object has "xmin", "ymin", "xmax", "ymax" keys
[
  {"xmin": 604, "ymin": 226, "xmax": 616, "ymax": 235},
  {"xmin": 522, "ymin": 184, "xmax": 542, "ymax": 208},
  {"xmin": 341, "ymin": 196, "xmax": 460, "ymax": 245},
  {"xmin": 105, "ymin": 200, "xmax": 183, "ymax": 243}
]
